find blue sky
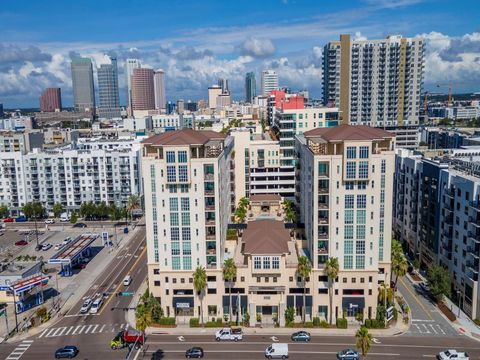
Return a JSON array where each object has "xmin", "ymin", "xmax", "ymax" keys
[{"xmin": 1, "ymin": 0, "xmax": 480, "ymax": 107}]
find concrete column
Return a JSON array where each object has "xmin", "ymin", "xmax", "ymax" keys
[
  {"xmin": 249, "ymin": 302, "xmax": 256, "ymax": 327},
  {"xmin": 279, "ymin": 302, "xmax": 286, "ymax": 327}
]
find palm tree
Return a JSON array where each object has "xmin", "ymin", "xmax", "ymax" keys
[
  {"xmin": 127, "ymin": 194, "xmax": 141, "ymax": 221},
  {"xmin": 325, "ymin": 257, "xmax": 339, "ymax": 325},
  {"xmin": 193, "ymin": 266, "xmax": 207, "ymax": 325},
  {"xmin": 222, "ymin": 258, "xmax": 237, "ymax": 323},
  {"xmin": 391, "ymin": 253, "xmax": 408, "ymax": 289},
  {"xmin": 355, "ymin": 326, "xmax": 373, "ymax": 359},
  {"xmin": 234, "ymin": 206, "xmax": 247, "ymax": 223},
  {"xmin": 297, "ymin": 256, "xmax": 312, "ymax": 323},
  {"xmin": 282, "ymin": 200, "xmax": 297, "ymax": 223},
  {"xmin": 391, "ymin": 238, "xmax": 403, "ymax": 258},
  {"xmin": 135, "ymin": 303, "xmax": 152, "ymax": 333},
  {"xmin": 238, "ymin": 197, "xmax": 249, "ymax": 209}
]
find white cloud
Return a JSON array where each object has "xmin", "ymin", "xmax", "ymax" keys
[
  {"xmin": 240, "ymin": 38, "xmax": 276, "ymax": 58},
  {"xmin": 353, "ymin": 31, "xmax": 368, "ymax": 41}
]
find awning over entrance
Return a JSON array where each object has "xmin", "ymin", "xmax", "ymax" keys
[
  {"xmin": 342, "ymin": 297, "xmax": 365, "ymax": 310},
  {"xmin": 173, "ymin": 296, "xmax": 194, "ymax": 309}
]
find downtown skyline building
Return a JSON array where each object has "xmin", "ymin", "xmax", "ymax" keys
[
  {"xmin": 131, "ymin": 68, "xmax": 156, "ymax": 112},
  {"xmin": 154, "ymin": 69, "xmax": 166, "ymax": 111},
  {"xmin": 71, "ymin": 57, "xmax": 95, "ymax": 115},
  {"xmin": 39, "ymin": 88, "xmax": 62, "ymax": 113},
  {"xmin": 261, "ymin": 70, "xmax": 279, "ymax": 96},
  {"xmin": 125, "ymin": 58, "xmax": 141, "ymax": 111},
  {"xmin": 97, "ymin": 56, "xmax": 121, "ymax": 119},
  {"xmin": 245, "ymin": 72, "xmax": 256, "ymax": 103}
]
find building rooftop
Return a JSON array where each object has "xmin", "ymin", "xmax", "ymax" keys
[
  {"xmin": 250, "ymin": 194, "xmax": 282, "ymax": 202},
  {"xmin": 242, "ymin": 220, "xmax": 290, "ymax": 255},
  {"xmin": 142, "ymin": 128, "xmax": 226, "ymax": 146},
  {"xmin": 304, "ymin": 124, "xmax": 394, "ymax": 142}
]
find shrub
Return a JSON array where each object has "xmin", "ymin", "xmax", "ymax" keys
[
  {"xmin": 364, "ymin": 319, "xmax": 371, "ymax": 328},
  {"xmin": 285, "ymin": 322, "xmax": 294, "ymax": 328},
  {"xmin": 304, "ymin": 322, "xmax": 314, "ymax": 328},
  {"xmin": 284, "ymin": 307, "xmax": 295, "ymax": 324},
  {"xmin": 256, "ymin": 313, "xmax": 262, "ymax": 322},
  {"xmin": 158, "ymin": 317, "xmax": 175, "ymax": 326},
  {"xmin": 189, "ymin": 318, "xmax": 200, "ymax": 327},
  {"xmin": 243, "ymin": 312, "xmax": 250, "ymax": 326},
  {"xmin": 320, "ymin": 320, "xmax": 330, "ymax": 328},
  {"xmin": 393, "ymin": 308, "xmax": 398, "ymax": 321},
  {"xmin": 336, "ymin": 318, "xmax": 348, "ymax": 329},
  {"xmin": 312, "ymin": 317, "xmax": 320, "ymax": 327}
]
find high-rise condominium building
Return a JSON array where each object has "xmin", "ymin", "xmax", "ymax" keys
[
  {"xmin": 154, "ymin": 69, "xmax": 166, "ymax": 110},
  {"xmin": 71, "ymin": 57, "xmax": 95, "ymax": 114},
  {"xmin": 39, "ymin": 88, "xmax": 62, "ymax": 112},
  {"xmin": 323, "ymin": 34, "xmax": 424, "ymax": 147},
  {"xmin": 125, "ymin": 59, "xmax": 141, "ymax": 109},
  {"xmin": 261, "ymin": 70, "xmax": 279, "ymax": 96},
  {"xmin": 217, "ymin": 78, "xmax": 229, "ymax": 93},
  {"xmin": 208, "ymin": 85, "xmax": 222, "ymax": 109},
  {"xmin": 245, "ymin": 72, "xmax": 256, "ymax": 103},
  {"xmin": 131, "ymin": 68, "xmax": 155, "ymax": 111},
  {"xmin": 296, "ymin": 124, "xmax": 395, "ymax": 321},
  {"xmin": 97, "ymin": 56, "xmax": 121, "ymax": 119}
]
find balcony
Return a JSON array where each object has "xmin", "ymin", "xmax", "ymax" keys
[
  {"xmin": 469, "ymin": 230, "xmax": 480, "ymax": 243},
  {"xmin": 469, "ymin": 214, "xmax": 480, "ymax": 225},
  {"xmin": 317, "ymin": 241, "xmax": 329, "ymax": 255},
  {"xmin": 318, "ymin": 217, "xmax": 329, "ymax": 224},
  {"xmin": 469, "ymin": 201, "xmax": 480, "ymax": 212},
  {"xmin": 204, "ymin": 173, "xmax": 215, "ymax": 181}
]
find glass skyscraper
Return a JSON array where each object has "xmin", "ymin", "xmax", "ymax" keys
[
  {"xmin": 71, "ymin": 57, "xmax": 95, "ymax": 115},
  {"xmin": 97, "ymin": 56, "xmax": 121, "ymax": 119},
  {"xmin": 245, "ymin": 72, "xmax": 256, "ymax": 103}
]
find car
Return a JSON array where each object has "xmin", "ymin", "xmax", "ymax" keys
[
  {"xmin": 80, "ymin": 299, "xmax": 92, "ymax": 314},
  {"xmin": 337, "ymin": 349, "xmax": 360, "ymax": 360},
  {"xmin": 420, "ymin": 282, "xmax": 430, "ymax": 293},
  {"xmin": 62, "ymin": 237, "xmax": 72, "ymax": 245},
  {"xmin": 291, "ymin": 330, "xmax": 311, "ymax": 342},
  {"xmin": 185, "ymin": 347, "xmax": 204, "ymax": 359},
  {"xmin": 42, "ymin": 243, "xmax": 52, "ymax": 251},
  {"xmin": 45, "ymin": 219, "xmax": 55, "ymax": 224},
  {"xmin": 73, "ymin": 222, "xmax": 87, "ymax": 228},
  {"xmin": 54, "ymin": 345, "xmax": 79, "ymax": 359},
  {"xmin": 3, "ymin": 217, "xmax": 14, "ymax": 223},
  {"xmin": 55, "ymin": 243, "xmax": 64, "ymax": 250},
  {"xmin": 35, "ymin": 244, "xmax": 43, "ymax": 251},
  {"xmin": 15, "ymin": 216, "xmax": 27, "ymax": 222},
  {"xmin": 15, "ymin": 240, "xmax": 28, "ymax": 246},
  {"xmin": 89, "ymin": 298, "xmax": 103, "ymax": 314},
  {"xmin": 437, "ymin": 349, "xmax": 469, "ymax": 360}
]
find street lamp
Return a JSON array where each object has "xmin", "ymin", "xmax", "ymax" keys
[{"xmin": 5, "ymin": 281, "xmax": 19, "ymax": 333}]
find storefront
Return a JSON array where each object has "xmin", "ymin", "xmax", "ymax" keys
[
  {"xmin": 342, "ymin": 297, "xmax": 365, "ymax": 318},
  {"xmin": 172, "ymin": 296, "xmax": 194, "ymax": 316}
]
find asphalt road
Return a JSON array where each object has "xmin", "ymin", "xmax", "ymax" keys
[{"xmin": 0, "ymin": 226, "xmax": 147, "ymax": 360}]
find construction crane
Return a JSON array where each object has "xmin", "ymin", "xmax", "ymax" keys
[{"xmin": 436, "ymin": 81, "xmax": 453, "ymax": 107}]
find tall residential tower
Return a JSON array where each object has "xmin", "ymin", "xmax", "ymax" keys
[{"xmin": 261, "ymin": 70, "xmax": 279, "ymax": 96}]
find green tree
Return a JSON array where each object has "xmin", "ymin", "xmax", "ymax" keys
[
  {"xmin": 193, "ymin": 266, "xmax": 207, "ymax": 325},
  {"xmin": 282, "ymin": 200, "xmax": 297, "ymax": 223},
  {"xmin": 127, "ymin": 194, "xmax": 141, "ymax": 221},
  {"xmin": 70, "ymin": 212, "xmax": 78, "ymax": 224},
  {"xmin": 222, "ymin": 258, "xmax": 237, "ymax": 322},
  {"xmin": 391, "ymin": 253, "xmax": 408, "ymax": 288},
  {"xmin": 52, "ymin": 203, "xmax": 63, "ymax": 218},
  {"xmin": 284, "ymin": 306, "xmax": 295, "ymax": 325},
  {"xmin": 146, "ymin": 293, "xmax": 164, "ymax": 322},
  {"xmin": 80, "ymin": 201, "xmax": 95, "ymax": 220},
  {"xmin": 355, "ymin": 326, "xmax": 373, "ymax": 359},
  {"xmin": 391, "ymin": 238, "xmax": 403, "ymax": 258},
  {"xmin": 325, "ymin": 257, "xmax": 339, "ymax": 325},
  {"xmin": 426, "ymin": 265, "xmax": 451, "ymax": 302},
  {"xmin": 22, "ymin": 202, "xmax": 45, "ymax": 220},
  {"xmin": 297, "ymin": 256, "xmax": 312, "ymax": 323},
  {"xmin": 109, "ymin": 203, "xmax": 123, "ymax": 220},
  {"xmin": 0, "ymin": 204, "xmax": 9, "ymax": 218},
  {"xmin": 96, "ymin": 201, "xmax": 109, "ymax": 220},
  {"xmin": 260, "ymin": 119, "xmax": 267, "ymax": 133},
  {"xmin": 238, "ymin": 197, "xmax": 249, "ymax": 209},
  {"xmin": 234, "ymin": 206, "xmax": 247, "ymax": 223},
  {"xmin": 135, "ymin": 303, "xmax": 152, "ymax": 333}
]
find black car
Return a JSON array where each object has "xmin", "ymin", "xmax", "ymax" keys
[
  {"xmin": 55, "ymin": 345, "xmax": 79, "ymax": 358},
  {"xmin": 73, "ymin": 223, "xmax": 87, "ymax": 228},
  {"xmin": 185, "ymin": 347, "xmax": 204, "ymax": 358}
]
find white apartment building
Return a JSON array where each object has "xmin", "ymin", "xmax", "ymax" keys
[
  {"xmin": 151, "ymin": 114, "xmax": 182, "ymax": 131},
  {"xmin": 296, "ymin": 125, "xmax": 395, "ymax": 321},
  {"xmin": 0, "ymin": 139, "xmax": 141, "ymax": 214},
  {"xmin": 261, "ymin": 70, "xmax": 279, "ymax": 96},
  {"xmin": 0, "ymin": 131, "xmax": 44, "ymax": 153}
]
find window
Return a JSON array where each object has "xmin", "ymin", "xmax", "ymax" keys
[
  {"xmin": 344, "ymin": 240, "xmax": 353, "ymax": 254},
  {"xmin": 345, "ymin": 181, "xmax": 354, "ymax": 190},
  {"xmin": 167, "ymin": 166, "xmax": 176, "ymax": 182},
  {"xmin": 272, "ymin": 257, "xmax": 280, "ymax": 269},
  {"xmin": 263, "ymin": 257, "xmax": 271, "ymax": 269},
  {"xmin": 182, "ymin": 227, "xmax": 191, "ymax": 241},
  {"xmin": 171, "ymin": 242, "xmax": 180, "ymax": 255},
  {"xmin": 181, "ymin": 198, "xmax": 190, "ymax": 211},
  {"xmin": 169, "ymin": 198, "xmax": 178, "ymax": 211},
  {"xmin": 344, "ymin": 225, "xmax": 354, "ymax": 239},
  {"xmin": 181, "ymin": 212, "xmax": 190, "ymax": 226},
  {"xmin": 356, "ymin": 210, "xmax": 366, "ymax": 224},
  {"xmin": 183, "ymin": 256, "xmax": 192, "ymax": 270},
  {"xmin": 345, "ymin": 195, "xmax": 354, "ymax": 209},
  {"xmin": 178, "ymin": 150, "xmax": 187, "ymax": 163},
  {"xmin": 344, "ymin": 255, "xmax": 353, "ymax": 269},
  {"xmin": 356, "ymin": 225, "xmax": 365, "ymax": 239},
  {"xmin": 153, "ymin": 269, "xmax": 160, "ymax": 275},
  {"xmin": 359, "ymin": 146, "xmax": 369, "ymax": 159},
  {"xmin": 172, "ymin": 257, "xmax": 181, "ymax": 270},
  {"xmin": 356, "ymin": 255, "xmax": 365, "ymax": 269},
  {"xmin": 344, "ymin": 210, "xmax": 354, "ymax": 224},
  {"xmin": 357, "ymin": 181, "xmax": 367, "ymax": 190},
  {"xmin": 357, "ymin": 195, "xmax": 366, "ymax": 208},
  {"xmin": 178, "ymin": 165, "xmax": 188, "ymax": 182},
  {"xmin": 356, "ymin": 240, "xmax": 365, "ymax": 254},
  {"xmin": 154, "ymin": 281, "xmax": 160, "ymax": 286},
  {"xmin": 347, "ymin": 146, "xmax": 357, "ymax": 159},
  {"xmin": 170, "ymin": 213, "xmax": 179, "ymax": 226},
  {"xmin": 182, "ymin": 242, "xmax": 191, "ymax": 255},
  {"xmin": 381, "ymin": 159, "xmax": 386, "ymax": 173},
  {"xmin": 346, "ymin": 161, "xmax": 356, "ymax": 179},
  {"xmin": 359, "ymin": 161, "xmax": 369, "ymax": 178},
  {"xmin": 254, "ymin": 256, "xmax": 261, "ymax": 269},
  {"xmin": 166, "ymin": 151, "xmax": 175, "ymax": 163},
  {"xmin": 171, "ymin": 228, "xmax": 180, "ymax": 241}
]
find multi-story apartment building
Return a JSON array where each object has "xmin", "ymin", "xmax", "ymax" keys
[
  {"xmin": 323, "ymin": 34, "xmax": 425, "ymax": 148},
  {"xmin": 0, "ymin": 131, "xmax": 44, "ymax": 153},
  {"xmin": 296, "ymin": 125, "xmax": 395, "ymax": 321},
  {"xmin": 208, "ymin": 85, "xmax": 222, "ymax": 109},
  {"xmin": 97, "ymin": 56, "xmax": 121, "ymax": 119},
  {"xmin": 261, "ymin": 70, "xmax": 279, "ymax": 96},
  {"xmin": 0, "ymin": 139, "xmax": 141, "ymax": 214}
]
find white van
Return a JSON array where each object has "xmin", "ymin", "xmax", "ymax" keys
[
  {"xmin": 265, "ymin": 343, "xmax": 288, "ymax": 359},
  {"xmin": 123, "ymin": 275, "xmax": 132, "ymax": 286},
  {"xmin": 60, "ymin": 212, "xmax": 70, "ymax": 222}
]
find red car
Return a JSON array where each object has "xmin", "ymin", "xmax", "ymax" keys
[
  {"xmin": 15, "ymin": 240, "xmax": 28, "ymax": 246},
  {"xmin": 3, "ymin": 217, "xmax": 14, "ymax": 223}
]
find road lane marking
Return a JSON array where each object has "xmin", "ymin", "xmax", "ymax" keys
[
  {"xmin": 44, "ymin": 328, "xmax": 57, "ymax": 337},
  {"xmin": 72, "ymin": 325, "xmax": 84, "ymax": 335},
  {"xmin": 52, "ymin": 326, "xmax": 67, "ymax": 337},
  {"xmin": 90, "ymin": 324, "xmax": 99, "ymax": 333},
  {"xmin": 99, "ymin": 324, "xmax": 106, "ymax": 333},
  {"xmin": 399, "ymin": 277, "xmax": 433, "ymax": 320},
  {"xmin": 412, "ymin": 319, "xmax": 435, "ymax": 322},
  {"xmin": 6, "ymin": 340, "xmax": 33, "ymax": 360},
  {"xmin": 38, "ymin": 328, "xmax": 48, "ymax": 338},
  {"xmin": 64, "ymin": 326, "xmax": 74, "ymax": 336}
]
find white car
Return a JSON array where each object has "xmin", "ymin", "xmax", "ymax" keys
[
  {"xmin": 80, "ymin": 298, "xmax": 92, "ymax": 314},
  {"xmin": 54, "ymin": 243, "xmax": 63, "ymax": 250},
  {"xmin": 62, "ymin": 237, "xmax": 72, "ymax": 245},
  {"xmin": 44, "ymin": 219, "xmax": 54, "ymax": 224},
  {"xmin": 42, "ymin": 243, "xmax": 52, "ymax": 251},
  {"xmin": 89, "ymin": 298, "xmax": 103, "ymax": 314},
  {"xmin": 437, "ymin": 349, "xmax": 469, "ymax": 360}
]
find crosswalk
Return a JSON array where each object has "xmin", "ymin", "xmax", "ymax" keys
[
  {"xmin": 407, "ymin": 319, "xmax": 457, "ymax": 336},
  {"xmin": 5, "ymin": 340, "xmax": 33, "ymax": 360},
  {"xmin": 38, "ymin": 323, "xmax": 127, "ymax": 338}
]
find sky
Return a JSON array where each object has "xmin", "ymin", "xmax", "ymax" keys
[{"xmin": 1, "ymin": 0, "xmax": 480, "ymax": 108}]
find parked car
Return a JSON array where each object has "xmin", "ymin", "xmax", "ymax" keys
[
  {"xmin": 55, "ymin": 243, "xmax": 64, "ymax": 250},
  {"xmin": 291, "ymin": 330, "xmax": 311, "ymax": 342},
  {"xmin": 15, "ymin": 216, "xmax": 27, "ymax": 222},
  {"xmin": 44, "ymin": 219, "xmax": 54, "ymax": 224},
  {"xmin": 73, "ymin": 222, "xmax": 87, "ymax": 228},
  {"xmin": 42, "ymin": 243, "xmax": 52, "ymax": 251},
  {"xmin": 110, "ymin": 329, "xmax": 144, "ymax": 350},
  {"xmin": 80, "ymin": 299, "xmax": 92, "ymax": 314},
  {"xmin": 265, "ymin": 343, "xmax": 288, "ymax": 359},
  {"xmin": 60, "ymin": 213, "xmax": 70, "ymax": 222},
  {"xmin": 420, "ymin": 282, "xmax": 431, "ymax": 293},
  {"xmin": 54, "ymin": 345, "xmax": 79, "ymax": 359},
  {"xmin": 337, "ymin": 349, "xmax": 360, "ymax": 360},
  {"xmin": 437, "ymin": 349, "xmax": 469, "ymax": 360},
  {"xmin": 3, "ymin": 217, "xmax": 14, "ymax": 223},
  {"xmin": 185, "ymin": 347, "xmax": 204, "ymax": 359},
  {"xmin": 15, "ymin": 240, "xmax": 28, "ymax": 246},
  {"xmin": 35, "ymin": 244, "xmax": 43, "ymax": 251},
  {"xmin": 89, "ymin": 298, "xmax": 103, "ymax": 314},
  {"xmin": 215, "ymin": 327, "xmax": 243, "ymax": 341},
  {"xmin": 62, "ymin": 237, "xmax": 72, "ymax": 245}
]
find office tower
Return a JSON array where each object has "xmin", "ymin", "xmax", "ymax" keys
[
  {"xmin": 185, "ymin": 101, "xmax": 197, "ymax": 112},
  {"xmin": 176, "ymin": 99, "xmax": 185, "ymax": 114},
  {"xmin": 197, "ymin": 99, "xmax": 206, "ymax": 110},
  {"xmin": 154, "ymin": 69, "xmax": 166, "ymax": 110},
  {"xmin": 0, "ymin": 104, "xmax": 3, "ymax": 117},
  {"xmin": 216, "ymin": 93, "xmax": 231, "ymax": 109},
  {"xmin": 125, "ymin": 59, "xmax": 141, "ymax": 109},
  {"xmin": 131, "ymin": 68, "xmax": 155, "ymax": 111},
  {"xmin": 39, "ymin": 88, "xmax": 62, "ymax": 112},
  {"xmin": 208, "ymin": 85, "xmax": 222, "ymax": 109},
  {"xmin": 97, "ymin": 56, "xmax": 121, "ymax": 119},
  {"xmin": 245, "ymin": 72, "xmax": 256, "ymax": 103},
  {"xmin": 71, "ymin": 57, "xmax": 95, "ymax": 114},
  {"xmin": 296, "ymin": 124, "xmax": 395, "ymax": 322},
  {"xmin": 323, "ymin": 34, "xmax": 425, "ymax": 129},
  {"xmin": 142, "ymin": 129, "xmax": 233, "ymax": 316},
  {"xmin": 261, "ymin": 70, "xmax": 279, "ymax": 96},
  {"xmin": 218, "ymin": 78, "xmax": 229, "ymax": 93}
]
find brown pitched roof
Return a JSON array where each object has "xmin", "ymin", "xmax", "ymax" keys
[
  {"xmin": 304, "ymin": 124, "xmax": 394, "ymax": 141},
  {"xmin": 242, "ymin": 220, "xmax": 290, "ymax": 255},
  {"xmin": 142, "ymin": 128, "xmax": 226, "ymax": 146},
  {"xmin": 250, "ymin": 194, "xmax": 282, "ymax": 202}
]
